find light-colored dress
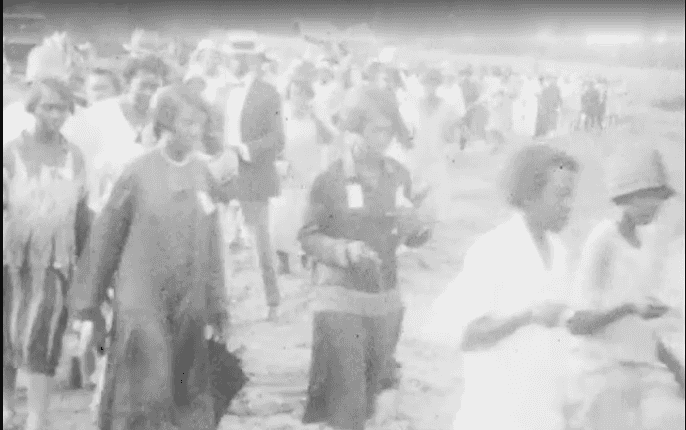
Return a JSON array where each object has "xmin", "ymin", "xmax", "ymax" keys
[
  {"xmin": 3, "ymin": 133, "xmax": 88, "ymax": 376},
  {"xmin": 512, "ymin": 78, "xmax": 540, "ymax": 137},
  {"xmin": 407, "ymin": 97, "xmax": 458, "ymax": 223},
  {"xmin": 61, "ymin": 97, "xmax": 153, "ymax": 213},
  {"xmin": 272, "ymin": 103, "xmax": 322, "ymax": 256},
  {"xmin": 569, "ymin": 220, "xmax": 685, "ymax": 430},
  {"xmin": 423, "ymin": 213, "xmax": 573, "ymax": 430}
]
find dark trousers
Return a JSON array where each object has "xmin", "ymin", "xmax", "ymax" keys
[{"xmin": 240, "ymin": 200, "xmax": 280, "ymax": 308}]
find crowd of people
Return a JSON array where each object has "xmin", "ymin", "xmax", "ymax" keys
[{"xmin": 2, "ymin": 24, "xmax": 683, "ymax": 430}]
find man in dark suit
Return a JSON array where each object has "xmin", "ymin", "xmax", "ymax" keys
[{"xmin": 223, "ymin": 32, "xmax": 284, "ymax": 321}]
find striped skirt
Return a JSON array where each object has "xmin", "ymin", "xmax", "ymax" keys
[{"xmin": 3, "ymin": 264, "xmax": 69, "ymax": 376}]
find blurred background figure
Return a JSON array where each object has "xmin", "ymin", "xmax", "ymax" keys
[{"xmin": 272, "ymin": 61, "xmax": 321, "ymax": 275}]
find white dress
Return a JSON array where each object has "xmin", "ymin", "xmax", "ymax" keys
[
  {"xmin": 61, "ymin": 97, "xmax": 151, "ymax": 213},
  {"xmin": 408, "ymin": 98, "xmax": 458, "ymax": 223},
  {"xmin": 271, "ymin": 104, "xmax": 322, "ymax": 256},
  {"xmin": 423, "ymin": 213, "xmax": 573, "ymax": 430}
]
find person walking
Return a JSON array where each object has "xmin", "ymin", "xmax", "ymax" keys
[
  {"xmin": 3, "ymin": 78, "xmax": 91, "ymax": 430},
  {"xmin": 71, "ymin": 85, "xmax": 238, "ymax": 430},
  {"xmin": 301, "ymin": 87, "xmax": 432, "ymax": 430},
  {"xmin": 222, "ymin": 31, "xmax": 285, "ymax": 321}
]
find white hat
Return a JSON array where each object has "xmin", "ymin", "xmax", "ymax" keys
[
  {"xmin": 223, "ymin": 31, "xmax": 263, "ymax": 55},
  {"xmin": 607, "ymin": 143, "xmax": 676, "ymax": 200},
  {"xmin": 25, "ymin": 42, "xmax": 69, "ymax": 83},
  {"xmin": 196, "ymin": 38, "xmax": 216, "ymax": 52}
]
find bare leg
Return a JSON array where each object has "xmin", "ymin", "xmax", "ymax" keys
[{"xmin": 25, "ymin": 373, "xmax": 52, "ymax": 430}]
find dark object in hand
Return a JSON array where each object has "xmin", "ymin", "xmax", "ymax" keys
[{"xmin": 208, "ymin": 340, "xmax": 249, "ymax": 427}]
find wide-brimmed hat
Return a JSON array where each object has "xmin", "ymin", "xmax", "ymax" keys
[
  {"xmin": 222, "ymin": 31, "xmax": 264, "ymax": 56},
  {"xmin": 25, "ymin": 41, "xmax": 70, "ymax": 83},
  {"xmin": 607, "ymin": 144, "xmax": 676, "ymax": 201}
]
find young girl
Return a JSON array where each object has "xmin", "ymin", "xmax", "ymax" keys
[{"xmin": 568, "ymin": 145, "xmax": 684, "ymax": 430}]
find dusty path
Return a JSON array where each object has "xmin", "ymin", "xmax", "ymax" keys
[{"xmin": 8, "ymin": 119, "xmax": 685, "ymax": 429}]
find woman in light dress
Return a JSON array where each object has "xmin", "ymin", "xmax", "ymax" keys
[
  {"xmin": 61, "ymin": 54, "xmax": 169, "ymax": 214},
  {"xmin": 3, "ymin": 78, "xmax": 91, "ymax": 430},
  {"xmin": 272, "ymin": 62, "xmax": 324, "ymax": 274},
  {"xmin": 512, "ymin": 75, "xmax": 541, "ymax": 138}
]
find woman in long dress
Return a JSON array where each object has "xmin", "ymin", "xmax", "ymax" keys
[
  {"xmin": 301, "ymin": 87, "xmax": 432, "ymax": 430},
  {"xmin": 71, "ymin": 85, "xmax": 237, "ymax": 430},
  {"xmin": 3, "ymin": 78, "xmax": 91, "ymax": 430},
  {"xmin": 272, "ymin": 63, "xmax": 323, "ymax": 274}
]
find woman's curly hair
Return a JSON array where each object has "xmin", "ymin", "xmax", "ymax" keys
[
  {"xmin": 500, "ymin": 144, "xmax": 580, "ymax": 209},
  {"xmin": 122, "ymin": 54, "xmax": 170, "ymax": 85},
  {"xmin": 152, "ymin": 84, "xmax": 223, "ymax": 155}
]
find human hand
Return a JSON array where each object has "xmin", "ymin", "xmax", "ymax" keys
[
  {"xmin": 634, "ymin": 297, "xmax": 671, "ymax": 320},
  {"xmin": 345, "ymin": 240, "xmax": 380, "ymax": 266},
  {"xmin": 275, "ymin": 160, "xmax": 290, "ymax": 179},
  {"xmin": 230, "ymin": 142, "xmax": 251, "ymax": 163},
  {"xmin": 205, "ymin": 323, "xmax": 227, "ymax": 344},
  {"xmin": 208, "ymin": 150, "xmax": 239, "ymax": 184},
  {"xmin": 531, "ymin": 302, "xmax": 569, "ymax": 327}
]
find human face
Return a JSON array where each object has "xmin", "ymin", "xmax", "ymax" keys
[
  {"xmin": 623, "ymin": 194, "xmax": 665, "ymax": 226},
  {"xmin": 361, "ymin": 113, "xmax": 394, "ymax": 158},
  {"xmin": 128, "ymin": 70, "xmax": 162, "ymax": 112},
  {"xmin": 34, "ymin": 86, "xmax": 71, "ymax": 133},
  {"xmin": 290, "ymin": 82, "xmax": 313, "ymax": 109},
  {"xmin": 170, "ymin": 103, "xmax": 207, "ymax": 153},
  {"xmin": 532, "ymin": 166, "xmax": 578, "ymax": 233},
  {"xmin": 86, "ymin": 73, "xmax": 117, "ymax": 104}
]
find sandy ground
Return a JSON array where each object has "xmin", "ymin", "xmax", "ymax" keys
[{"xmin": 6, "ymin": 105, "xmax": 685, "ymax": 429}]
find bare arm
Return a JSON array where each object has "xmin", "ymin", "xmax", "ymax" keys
[
  {"xmin": 462, "ymin": 310, "xmax": 534, "ymax": 351},
  {"xmin": 566, "ymin": 232, "xmax": 638, "ymax": 336}
]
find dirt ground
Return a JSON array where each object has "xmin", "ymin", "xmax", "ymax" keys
[{"xmin": 6, "ymin": 103, "xmax": 685, "ymax": 429}]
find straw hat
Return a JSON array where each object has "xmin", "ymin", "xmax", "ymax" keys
[
  {"xmin": 123, "ymin": 29, "xmax": 166, "ymax": 55},
  {"xmin": 607, "ymin": 144, "xmax": 676, "ymax": 201},
  {"xmin": 222, "ymin": 31, "xmax": 263, "ymax": 56},
  {"xmin": 25, "ymin": 42, "xmax": 70, "ymax": 83}
]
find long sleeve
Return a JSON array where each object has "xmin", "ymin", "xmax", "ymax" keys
[
  {"xmin": 71, "ymin": 169, "xmax": 136, "ymax": 321},
  {"xmin": 298, "ymin": 174, "xmax": 349, "ymax": 268},
  {"xmin": 245, "ymin": 90, "xmax": 285, "ymax": 164}
]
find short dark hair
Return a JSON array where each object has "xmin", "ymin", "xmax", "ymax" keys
[
  {"xmin": 89, "ymin": 67, "xmax": 122, "ymax": 95},
  {"xmin": 501, "ymin": 144, "xmax": 580, "ymax": 209},
  {"xmin": 122, "ymin": 54, "xmax": 170, "ymax": 85},
  {"xmin": 24, "ymin": 77, "xmax": 75, "ymax": 114},
  {"xmin": 152, "ymin": 84, "xmax": 222, "ymax": 155}
]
